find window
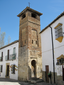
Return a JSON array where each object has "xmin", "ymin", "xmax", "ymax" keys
[
  {"xmin": 0, "ymin": 52, "xmax": 3, "ymax": 61},
  {"xmin": 32, "ymin": 40, "xmax": 33, "ymax": 44},
  {"xmin": 31, "ymin": 13, "xmax": 36, "ymax": 18},
  {"xmin": 11, "ymin": 65, "xmax": 15, "ymax": 74},
  {"xmin": 25, "ymin": 40, "xmax": 26, "ymax": 44},
  {"xmin": 55, "ymin": 23, "xmax": 63, "ymax": 39},
  {"xmin": 7, "ymin": 50, "xmax": 9, "ymax": 60},
  {"xmin": 13, "ymin": 47, "xmax": 16, "ymax": 54},
  {"xmin": 36, "ymin": 41, "xmax": 37, "ymax": 44},
  {"xmin": 22, "ymin": 14, "xmax": 26, "ymax": 19},
  {"xmin": 1, "ymin": 52, "xmax": 3, "ymax": 61},
  {"xmin": 0, "ymin": 65, "xmax": 3, "ymax": 72}
]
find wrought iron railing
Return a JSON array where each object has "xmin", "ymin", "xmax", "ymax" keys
[
  {"xmin": 0, "ymin": 57, "xmax": 3, "ymax": 61},
  {"xmin": 0, "ymin": 57, "xmax": 2, "ymax": 61},
  {"xmin": 5, "ymin": 54, "xmax": 16, "ymax": 61}
]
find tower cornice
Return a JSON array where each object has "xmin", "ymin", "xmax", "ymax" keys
[{"xmin": 17, "ymin": 7, "xmax": 42, "ymax": 17}]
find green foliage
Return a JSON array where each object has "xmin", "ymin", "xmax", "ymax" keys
[
  {"xmin": 0, "ymin": 28, "xmax": 11, "ymax": 48},
  {"xmin": 0, "ymin": 28, "xmax": 5, "ymax": 48}
]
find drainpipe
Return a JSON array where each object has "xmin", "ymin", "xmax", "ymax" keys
[{"xmin": 49, "ymin": 26, "xmax": 55, "ymax": 83}]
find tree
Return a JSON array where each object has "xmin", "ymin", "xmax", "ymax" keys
[
  {"xmin": 0, "ymin": 28, "xmax": 5, "ymax": 48},
  {"xmin": 7, "ymin": 36, "xmax": 11, "ymax": 44},
  {"xmin": 0, "ymin": 28, "xmax": 11, "ymax": 48}
]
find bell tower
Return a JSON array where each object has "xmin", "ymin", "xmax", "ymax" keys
[{"xmin": 17, "ymin": 7, "xmax": 42, "ymax": 81}]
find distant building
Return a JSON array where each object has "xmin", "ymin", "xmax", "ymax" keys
[{"xmin": 40, "ymin": 12, "xmax": 64, "ymax": 85}]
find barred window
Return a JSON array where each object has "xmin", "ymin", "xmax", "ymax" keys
[
  {"xmin": 0, "ymin": 65, "xmax": 3, "ymax": 72},
  {"xmin": 11, "ymin": 65, "xmax": 15, "ymax": 74},
  {"xmin": 55, "ymin": 25, "xmax": 63, "ymax": 39},
  {"xmin": 13, "ymin": 47, "xmax": 16, "ymax": 54}
]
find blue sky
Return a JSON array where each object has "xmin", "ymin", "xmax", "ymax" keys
[{"xmin": 0, "ymin": 0, "xmax": 64, "ymax": 44}]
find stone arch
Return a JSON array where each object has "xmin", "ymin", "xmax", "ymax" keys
[{"xmin": 31, "ymin": 60, "xmax": 36, "ymax": 77}]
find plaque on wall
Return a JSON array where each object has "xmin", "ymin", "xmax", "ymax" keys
[{"xmin": 57, "ymin": 65, "xmax": 62, "ymax": 76}]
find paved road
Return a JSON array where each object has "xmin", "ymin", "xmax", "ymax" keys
[
  {"xmin": 0, "ymin": 82, "xmax": 20, "ymax": 85},
  {"xmin": 0, "ymin": 78, "xmax": 56, "ymax": 85},
  {"xmin": 0, "ymin": 78, "xmax": 33, "ymax": 85}
]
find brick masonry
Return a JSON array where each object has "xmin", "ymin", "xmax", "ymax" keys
[{"xmin": 18, "ymin": 8, "xmax": 42, "ymax": 81}]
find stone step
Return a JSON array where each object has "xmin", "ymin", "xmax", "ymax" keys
[
  {"xmin": 36, "ymin": 82, "xmax": 57, "ymax": 85},
  {"xmin": 28, "ymin": 78, "xmax": 44, "ymax": 83}
]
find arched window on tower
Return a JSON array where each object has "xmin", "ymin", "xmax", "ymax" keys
[
  {"xmin": 22, "ymin": 14, "xmax": 26, "ymax": 19},
  {"xmin": 31, "ymin": 13, "xmax": 36, "ymax": 18}
]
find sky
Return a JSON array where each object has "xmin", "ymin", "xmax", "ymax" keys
[{"xmin": 0, "ymin": 0, "xmax": 64, "ymax": 44}]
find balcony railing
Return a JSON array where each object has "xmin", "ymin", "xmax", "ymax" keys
[
  {"xmin": 0, "ymin": 57, "xmax": 3, "ymax": 61},
  {"xmin": 5, "ymin": 54, "xmax": 16, "ymax": 61}
]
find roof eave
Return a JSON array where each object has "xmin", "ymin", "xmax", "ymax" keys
[
  {"xmin": 17, "ymin": 7, "xmax": 42, "ymax": 17},
  {"xmin": 40, "ymin": 12, "xmax": 64, "ymax": 34},
  {"xmin": 0, "ymin": 40, "xmax": 19, "ymax": 50}
]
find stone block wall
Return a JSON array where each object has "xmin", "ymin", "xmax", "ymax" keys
[
  {"xmin": 18, "ymin": 46, "xmax": 28, "ymax": 81},
  {"xmin": 18, "ymin": 7, "xmax": 42, "ymax": 81}
]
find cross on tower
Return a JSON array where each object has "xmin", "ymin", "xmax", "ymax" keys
[{"xmin": 28, "ymin": 2, "xmax": 30, "ymax": 7}]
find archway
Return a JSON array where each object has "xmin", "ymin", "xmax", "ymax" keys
[{"xmin": 31, "ymin": 60, "xmax": 36, "ymax": 77}]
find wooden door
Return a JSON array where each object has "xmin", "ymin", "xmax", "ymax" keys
[
  {"xmin": 31, "ymin": 60, "xmax": 36, "ymax": 77},
  {"xmin": 46, "ymin": 65, "xmax": 49, "ymax": 82},
  {"xmin": 6, "ymin": 65, "xmax": 9, "ymax": 76},
  {"xmin": 62, "ymin": 65, "xmax": 64, "ymax": 81},
  {"xmin": 8, "ymin": 50, "xmax": 9, "ymax": 60}
]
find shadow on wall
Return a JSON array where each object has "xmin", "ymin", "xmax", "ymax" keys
[{"xmin": 28, "ymin": 66, "xmax": 31, "ymax": 80}]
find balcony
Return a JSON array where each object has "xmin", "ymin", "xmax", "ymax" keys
[
  {"xmin": 5, "ymin": 54, "xmax": 16, "ymax": 61},
  {"xmin": 0, "ymin": 57, "xmax": 3, "ymax": 61}
]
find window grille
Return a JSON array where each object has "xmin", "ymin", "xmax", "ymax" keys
[
  {"xmin": 0, "ymin": 65, "xmax": 3, "ymax": 72},
  {"xmin": 55, "ymin": 25, "xmax": 63, "ymax": 39},
  {"xmin": 11, "ymin": 65, "xmax": 15, "ymax": 74}
]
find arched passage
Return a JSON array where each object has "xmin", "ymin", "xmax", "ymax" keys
[{"xmin": 31, "ymin": 60, "xmax": 36, "ymax": 77}]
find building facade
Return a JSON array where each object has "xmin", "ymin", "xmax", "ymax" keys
[
  {"xmin": 40, "ymin": 12, "xmax": 64, "ymax": 85},
  {"xmin": 0, "ymin": 40, "xmax": 19, "ymax": 80}
]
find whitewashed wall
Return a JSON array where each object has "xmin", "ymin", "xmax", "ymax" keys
[
  {"xmin": 41, "ymin": 16, "xmax": 64, "ymax": 73},
  {"xmin": 0, "ymin": 41, "xmax": 19, "ymax": 80}
]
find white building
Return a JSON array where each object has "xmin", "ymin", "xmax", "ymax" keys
[
  {"xmin": 40, "ymin": 12, "xmax": 64, "ymax": 84},
  {"xmin": 0, "ymin": 40, "xmax": 19, "ymax": 80}
]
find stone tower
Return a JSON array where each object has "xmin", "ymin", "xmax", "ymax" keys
[{"xmin": 17, "ymin": 7, "xmax": 42, "ymax": 81}]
